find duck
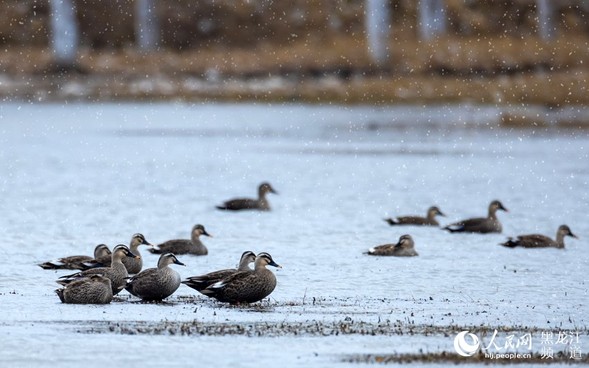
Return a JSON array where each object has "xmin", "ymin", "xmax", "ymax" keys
[
  {"xmin": 200, "ymin": 252, "xmax": 281, "ymax": 304},
  {"xmin": 500, "ymin": 225, "xmax": 578, "ymax": 249},
  {"xmin": 149, "ymin": 224, "xmax": 211, "ymax": 256},
  {"xmin": 384, "ymin": 206, "xmax": 445, "ymax": 226},
  {"xmin": 125, "ymin": 253, "xmax": 185, "ymax": 301},
  {"xmin": 78, "ymin": 245, "xmax": 114, "ymax": 270},
  {"xmin": 122, "ymin": 233, "xmax": 153, "ymax": 274},
  {"xmin": 216, "ymin": 182, "xmax": 278, "ymax": 211},
  {"xmin": 442, "ymin": 200, "xmax": 508, "ymax": 234},
  {"xmin": 39, "ymin": 244, "xmax": 111, "ymax": 270},
  {"xmin": 365, "ymin": 234, "xmax": 419, "ymax": 256},
  {"xmin": 55, "ymin": 274, "xmax": 113, "ymax": 304},
  {"xmin": 182, "ymin": 251, "xmax": 256, "ymax": 293},
  {"xmin": 57, "ymin": 244, "xmax": 138, "ymax": 295}
]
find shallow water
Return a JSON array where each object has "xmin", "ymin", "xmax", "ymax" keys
[{"xmin": 0, "ymin": 102, "xmax": 588, "ymax": 367}]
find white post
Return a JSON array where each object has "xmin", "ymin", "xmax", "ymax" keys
[
  {"xmin": 135, "ymin": 0, "xmax": 160, "ymax": 51},
  {"xmin": 419, "ymin": 0, "xmax": 446, "ymax": 41},
  {"xmin": 537, "ymin": 0, "xmax": 555, "ymax": 40},
  {"xmin": 365, "ymin": 0, "xmax": 391, "ymax": 66},
  {"xmin": 48, "ymin": 0, "xmax": 79, "ymax": 67}
]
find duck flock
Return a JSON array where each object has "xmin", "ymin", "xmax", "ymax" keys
[{"xmin": 39, "ymin": 182, "xmax": 578, "ymax": 305}]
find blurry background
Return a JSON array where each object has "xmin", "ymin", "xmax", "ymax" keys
[{"xmin": 0, "ymin": 0, "xmax": 588, "ymax": 108}]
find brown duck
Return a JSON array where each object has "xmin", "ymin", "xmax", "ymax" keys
[
  {"xmin": 56, "ymin": 274, "xmax": 113, "ymax": 304},
  {"xmin": 443, "ymin": 200, "xmax": 508, "ymax": 234},
  {"xmin": 500, "ymin": 225, "xmax": 578, "ymax": 249},
  {"xmin": 57, "ymin": 245, "xmax": 138, "ymax": 295},
  {"xmin": 182, "ymin": 251, "xmax": 256, "ymax": 294},
  {"xmin": 200, "ymin": 252, "xmax": 280, "ymax": 304},
  {"xmin": 122, "ymin": 233, "xmax": 153, "ymax": 274},
  {"xmin": 365, "ymin": 234, "xmax": 419, "ymax": 256},
  {"xmin": 384, "ymin": 206, "xmax": 445, "ymax": 226},
  {"xmin": 125, "ymin": 253, "xmax": 185, "ymax": 301},
  {"xmin": 216, "ymin": 182, "xmax": 278, "ymax": 211},
  {"xmin": 39, "ymin": 244, "xmax": 111, "ymax": 270},
  {"xmin": 149, "ymin": 224, "xmax": 211, "ymax": 256}
]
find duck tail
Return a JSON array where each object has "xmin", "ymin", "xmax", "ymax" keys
[
  {"xmin": 56, "ymin": 272, "xmax": 82, "ymax": 285},
  {"xmin": 499, "ymin": 238, "xmax": 518, "ymax": 248},
  {"xmin": 55, "ymin": 289, "xmax": 65, "ymax": 303},
  {"xmin": 39, "ymin": 262, "xmax": 57, "ymax": 269},
  {"xmin": 442, "ymin": 225, "xmax": 463, "ymax": 233},
  {"xmin": 147, "ymin": 246, "xmax": 162, "ymax": 254},
  {"xmin": 124, "ymin": 283, "xmax": 137, "ymax": 297},
  {"xmin": 39, "ymin": 261, "xmax": 65, "ymax": 269},
  {"xmin": 182, "ymin": 279, "xmax": 208, "ymax": 291},
  {"xmin": 199, "ymin": 287, "xmax": 216, "ymax": 297},
  {"xmin": 76, "ymin": 260, "xmax": 103, "ymax": 270},
  {"xmin": 384, "ymin": 218, "xmax": 398, "ymax": 226}
]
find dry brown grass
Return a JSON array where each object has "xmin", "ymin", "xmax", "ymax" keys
[{"xmin": 0, "ymin": 32, "xmax": 588, "ymax": 107}]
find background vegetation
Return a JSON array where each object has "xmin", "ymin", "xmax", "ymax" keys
[{"xmin": 0, "ymin": 0, "xmax": 588, "ymax": 107}]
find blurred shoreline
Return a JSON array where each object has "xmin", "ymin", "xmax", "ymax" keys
[{"xmin": 1, "ymin": 35, "xmax": 589, "ymax": 128}]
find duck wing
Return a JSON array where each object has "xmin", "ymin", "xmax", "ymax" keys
[
  {"xmin": 182, "ymin": 268, "xmax": 235, "ymax": 292},
  {"xmin": 149, "ymin": 239, "xmax": 191, "ymax": 254},
  {"xmin": 39, "ymin": 255, "xmax": 93, "ymax": 270},
  {"xmin": 396, "ymin": 216, "xmax": 433, "ymax": 225},
  {"xmin": 125, "ymin": 268, "xmax": 158, "ymax": 297},
  {"xmin": 515, "ymin": 234, "xmax": 555, "ymax": 248},
  {"xmin": 216, "ymin": 198, "xmax": 259, "ymax": 211},
  {"xmin": 201, "ymin": 270, "xmax": 253, "ymax": 302},
  {"xmin": 366, "ymin": 243, "xmax": 396, "ymax": 256},
  {"xmin": 444, "ymin": 217, "xmax": 489, "ymax": 233}
]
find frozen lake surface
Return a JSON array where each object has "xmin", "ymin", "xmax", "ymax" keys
[{"xmin": 0, "ymin": 102, "xmax": 588, "ymax": 367}]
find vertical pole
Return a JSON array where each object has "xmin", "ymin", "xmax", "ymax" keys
[
  {"xmin": 537, "ymin": 0, "xmax": 555, "ymax": 40},
  {"xmin": 135, "ymin": 0, "xmax": 160, "ymax": 51},
  {"xmin": 365, "ymin": 0, "xmax": 391, "ymax": 66},
  {"xmin": 420, "ymin": 0, "xmax": 446, "ymax": 41},
  {"xmin": 49, "ymin": 0, "xmax": 79, "ymax": 67}
]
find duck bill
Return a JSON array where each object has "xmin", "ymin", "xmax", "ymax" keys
[
  {"xmin": 570, "ymin": 232, "xmax": 579, "ymax": 239},
  {"xmin": 203, "ymin": 230, "xmax": 213, "ymax": 237},
  {"xmin": 269, "ymin": 260, "xmax": 282, "ymax": 268},
  {"xmin": 127, "ymin": 251, "xmax": 141, "ymax": 259},
  {"xmin": 174, "ymin": 259, "xmax": 186, "ymax": 266}
]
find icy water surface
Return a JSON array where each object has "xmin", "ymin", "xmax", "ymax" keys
[{"xmin": 0, "ymin": 102, "xmax": 588, "ymax": 367}]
